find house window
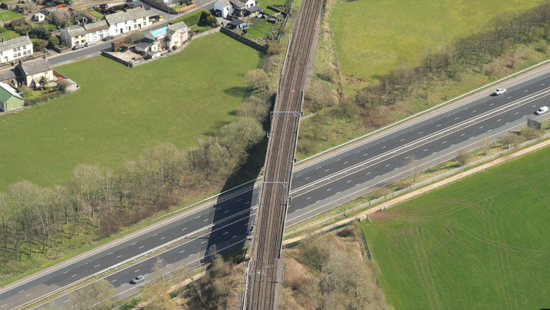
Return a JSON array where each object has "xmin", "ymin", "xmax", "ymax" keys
[
  {"xmin": 17, "ymin": 47, "xmax": 21, "ymax": 51},
  {"xmin": 134, "ymin": 19, "xmax": 136, "ymax": 23},
  {"xmin": 23, "ymin": 46, "xmax": 26, "ymax": 50},
  {"xmin": 134, "ymin": 25, "xmax": 137, "ymax": 29},
  {"xmin": 143, "ymin": 17, "xmax": 146, "ymax": 21},
  {"xmin": 17, "ymin": 53, "xmax": 20, "ymax": 57}
]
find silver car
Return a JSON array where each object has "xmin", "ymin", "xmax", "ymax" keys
[
  {"xmin": 493, "ymin": 88, "xmax": 507, "ymax": 96},
  {"xmin": 130, "ymin": 275, "xmax": 144, "ymax": 284}
]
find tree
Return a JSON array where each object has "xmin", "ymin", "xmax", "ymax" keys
[
  {"xmin": 500, "ymin": 132, "xmax": 524, "ymax": 148},
  {"xmin": 72, "ymin": 164, "xmax": 114, "ymax": 227},
  {"xmin": 19, "ymin": 85, "xmax": 32, "ymax": 98},
  {"xmin": 142, "ymin": 258, "xmax": 175, "ymax": 310},
  {"xmin": 267, "ymin": 42, "xmax": 283, "ymax": 55},
  {"xmin": 127, "ymin": 32, "xmax": 144, "ymax": 44},
  {"xmin": 48, "ymin": 36, "xmax": 59, "ymax": 47},
  {"xmin": 455, "ymin": 149, "xmax": 470, "ymax": 166},
  {"xmin": 245, "ymin": 69, "xmax": 269, "ymax": 91},
  {"xmin": 478, "ymin": 135, "xmax": 490, "ymax": 155},
  {"xmin": 70, "ymin": 280, "xmax": 117, "ymax": 310},
  {"xmin": 406, "ymin": 154, "xmax": 419, "ymax": 182}
]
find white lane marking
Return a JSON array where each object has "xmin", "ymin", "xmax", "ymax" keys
[
  {"xmin": 375, "ymin": 175, "xmax": 380, "ymax": 178},
  {"xmin": 202, "ymin": 241, "xmax": 207, "ymax": 244},
  {"xmin": 161, "ymin": 237, "xmax": 166, "ymax": 240},
  {"xmin": 479, "ymin": 126, "xmax": 484, "ymax": 129},
  {"xmin": 63, "ymin": 271, "xmax": 68, "ymax": 274},
  {"xmin": 233, "ymin": 235, "xmax": 237, "ymax": 238},
  {"xmin": 355, "ymin": 183, "xmax": 360, "ymax": 186},
  {"xmin": 307, "ymin": 196, "xmax": 311, "ymax": 199},
  {"xmin": 400, "ymin": 138, "xmax": 405, "ymax": 141},
  {"xmin": 245, "ymin": 201, "xmax": 250, "ymax": 204},
  {"xmin": 324, "ymin": 169, "xmax": 329, "ymax": 172},
  {"xmin": 515, "ymin": 111, "xmax": 520, "ymax": 115},
  {"xmin": 418, "ymin": 131, "xmax": 423, "ymax": 134},
  {"xmin": 404, "ymin": 156, "xmax": 409, "ymax": 159},
  {"xmin": 455, "ymin": 117, "xmax": 459, "ymax": 120},
  {"xmin": 507, "ymin": 96, "xmax": 512, "ymax": 99},
  {"xmin": 347, "ymin": 180, "xmax": 352, "ymax": 183},
  {"xmin": 363, "ymin": 153, "xmax": 369, "ymax": 156},
  {"xmin": 238, "ymin": 198, "xmax": 242, "ymax": 201},
  {"xmin": 224, "ymin": 210, "xmax": 229, "ymax": 213},
  {"xmin": 487, "ymin": 129, "xmax": 492, "ymax": 132},
  {"xmin": 94, "ymin": 264, "xmax": 100, "ymax": 268},
  {"xmin": 432, "ymin": 152, "xmax": 436, "ymax": 155},
  {"xmin": 316, "ymin": 166, "xmax": 321, "ymax": 169},
  {"xmin": 131, "ymin": 243, "xmax": 136, "ymax": 246},
  {"xmin": 195, "ymin": 216, "xmax": 200, "ymax": 219},
  {"xmin": 533, "ymin": 104, "xmax": 537, "ymax": 107},
  {"xmin": 134, "ymin": 269, "xmax": 140, "ymax": 273},
  {"xmin": 525, "ymin": 90, "xmax": 529, "ymax": 92},
  {"xmin": 26, "ymin": 294, "xmax": 31, "ymax": 297},
  {"xmin": 182, "ymin": 227, "xmax": 187, "ymax": 231},
  {"xmin": 442, "ymin": 141, "xmax": 447, "ymax": 144},
  {"xmin": 305, "ymin": 177, "xmax": 310, "ymax": 180},
  {"xmin": 336, "ymin": 159, "xmax": 340, "ymax": 161},
  {"xmin": 180, "ymin": 250, "xmax": 186, "ymax": 253},
  {"xmin": 108, "ymin": 252, "xmax": 113, "ymax": 255},
  {"xmin": 223, "ymin": 232, "xmax": 229, "ymax": 235},
  {"xmin": 436, "ymin": 124, "xmax": 441, "ymax": 127},
  {"xmin": 18, "ymin": 291, "xmax": 24, "ymax": 294},
  {"xmin": 490, "ymin": 103, "xmax": 494, "ymax": 106},
  {"xmin": 470, "ymin": 136, "xmax": 474, "ymax": 139},
  {"xmin": 203, "ymin": 219, "xmax": 208, "ymax": 222},
  {"xmin": 64, "ymin": 300, "xmax": 70, "ymax": 303},
  {"xmin": 117, "ymin": 255, "xmax": 122, "ymax": 258},
  {"xmin": 356, "ymin": 151, "xmax": 360, "ymax": 154},
  {"xmin": 506, "ymin": 122, "xmax": 510, "ymax": 124},
  {"xmin": 542, "ymin": 83, "xmax": 546, "ymax": 86},
  {"xmin": 385, "ymin": 164, "xmax": 390, "ymax": 167},
  {"xmin": 72, "ymin": 274, "xmax": 77, "ymax": 277},
  {"xmin": 327, "ymin": 188, "xmax": 331, "ymax": 191},
  {"xmin": 153, "ymin": 234, "xmax": 157, "ymax": 236},
  {"xmin": 139, "ymin": 246, "xmax": 144, "ymax": 249},
  {"xmin": 423, "ymin": 148, "xmax": 428, "ymax": 152},
  {"xmin": 111, "ymin": 279, "xmax": 117, "ymax": 283},
  {"xmin": 344, "ymin": 161, "xmax": 348, "ymax": 164},
  {"xmin": 497, "ymin": 119, "xmax": 501, "ymax": 122},
  {"xmin": 365, "ymin": 171, "xmax": 371, "ymax": 175},
  {"xmin": 472, "ymin": 110, "xmax": 476, "ymax": 113},
  {"xmin": 461, "ymin": 133, "xmax": 465, "ymax": 136},
  {"xmin": 382, "ymin": 145, "xmax": 387, "ymax": 149}
]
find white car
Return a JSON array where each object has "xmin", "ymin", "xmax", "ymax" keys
[
  {"xmin": 535, "ymin": 106, "xmax": 548, "ymax": 115},
  {"xmin": 130, "ymin": 275, "xmax": 144, "ymax": 284},
  {"xmin": 493, "ymin": 88, "xmax": 507, "ymax": 96}
]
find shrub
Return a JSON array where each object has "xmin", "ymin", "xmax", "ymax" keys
[
  {"xmin": 455, "ymin": 150, "xmax": 471, "ymax": 166},
  {"xmin": 267, "ymin": 42, "xmax": 282, "ymax": 55},
  {"xmin": 0, "ymin": 27, "xmax": 6, "ymax": 33},
  {"xmin": 172, "ymin": 45, "xmax": 177, "ymax": 50},
  {"xmin": 48, "ymin": 36, "xmax": 59, "ymax": 46},
  {"xmin": 319, "ymin": 66, "xmax": 337, "ymax": 83}
]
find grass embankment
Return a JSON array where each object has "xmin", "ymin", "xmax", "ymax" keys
[
  {"xmin": 331, "ymin": 0, "xmax": 541, "ymax": 81},
  {"xmin": 362, "ymin": 146, "xmax": 550, "ymax": 309},
  {"xmin": 0, "ymin": 33, "xmax": 261, "ymax": 190},
  {"xmin": 0, "ymin": 30, "xmax": 18, "ymax": 40},
  {"xmin": 0, "ymin": 10, "xmax": 23, "ymax": 21}
]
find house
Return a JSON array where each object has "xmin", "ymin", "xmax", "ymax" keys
[
  {"xmin": 0, "ymin": 82, "xmax": 23, "ymax": 112},
  {"xmin": 0, "ymin": 36, "xmax": 33, "ymax": 64},
  {"xmin": 166, "ymin": 21, "xmax": 189, "ymax": 48},
  {"xmin": 230, "ymin": 0, "xmax": 256, "ymax": 16},
  {"xmin": 41, "ymin": 7, "xmax": 56, "ymax": 15},
  {"xmin": 135, "ymin": 37, "xmax": 158, "ymax": 54},
  {"xmin": 84, "ymin": 20, "xmax": 109, "ymax": 44},
  {"xmin": 60, "ymin": 25, "xmax": 88, "ymax": 48},
  {"xmin": 126, "ymin": 7, "xmax": 149, "ymax": 31},
  {"xmin": 126, "ymin": 1, "xmax": 150, "ymax": 9},
  {"xmin": 17, "ymin": 57, "xmax": 54, "ymax": 89},
  {"xmin": 213, "ymin": 0, "xmax": 233, "ymax": 18},
  {"xmin": 106, "ymin": 11, "xmax": 133, "ymax": 36},
  {"xmin": 33, "ymin": 13, "xmax": 45, "ymax": 21},
  {"xmin": 245, "ymin": 5, "xmax": 262, "ymax": 17},
  {"xmin": 226, "ymin": 18, "xmax": 245, "ymax": 29}
]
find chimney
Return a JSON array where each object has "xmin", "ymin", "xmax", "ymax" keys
[
  {"xmin": 1, "ymin": 38, "xmax": 4, "ymax": 43},
  {"xmin": 18, "ymin": 59, "xmax": 22, "ymax": 66}
]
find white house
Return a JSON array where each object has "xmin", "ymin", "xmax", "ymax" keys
[
  {"xmin": 127, "ymin": 7, "xmax": 149, "ymax": 30},
  {"xmin": 213, "ymin": 0, "xmax": 233, "ymax": 18},
  {"xmin": 60, "ymin": 25, "xmax": 88, "ymax": 48},
  {"xmin": 214, "ymin": 0, "xmax": 256, "ymax": 18},
  {"xmin": 0, "ymin": 36, "xmax": 33, "ymax": 64},
  {"xmin": 106, "ymin": 11, "xmax": 133, "ymax": 36},
  {"xmin": 166, "ymin": 21, "xmax": 189, "ymax": 48},
  {"xmin": 84, "ymin": 20, "xmax": 110, "ymax": 43},
  {"xmin": 33, "ymin": 13, "xmax": 45, "ymax": 22}
]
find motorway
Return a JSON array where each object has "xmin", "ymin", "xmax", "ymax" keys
[{"xmin": 3, "ymin": 49, "xmax": 550, "ymax": 310}]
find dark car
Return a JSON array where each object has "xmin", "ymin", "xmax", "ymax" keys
[
  {"xmin": 103, "ymin": 35, "xmax": 115, "ymax": 41},
  {"xmin": 72, "ymin": 44, "xmax": 83, "ymax": 50},
  {"xmin": 130, "ymin": 275, "xmax": 145, "ymax": 284},
  {"xmin": 99, "ymin": 3, "xmax": 109, "ymax": 9}
]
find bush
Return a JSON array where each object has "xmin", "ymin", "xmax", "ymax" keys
[
  {"xmin": 48, "ymin": 36, "xmax": 59, "ymax": 46},
  {"xmin": 0, "ymin": 27, "xmax": 6, "ymax": 33},
  {"xmin": 172, "ymin": 45, "xmax": 178, "ymax": 50},
  {"xmin": 267, "ymin": 42, "xmax": 282, "ymax": 55},
  {"xmin": 455, "ymin": 149, "xmax": 471, "ymax": 166},
  {"xmin": 24, "ymin": 91, "xmax": 64, "ymax": 106}
]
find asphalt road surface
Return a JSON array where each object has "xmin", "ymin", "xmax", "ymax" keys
[{"xmin": 4, "ymin": 64, "xmax": 550, "ymax": 310}]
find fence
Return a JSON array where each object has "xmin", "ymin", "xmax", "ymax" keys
[
  {"xmin": 173, "ymin": 3, "xmax": 195, "ymax": 13},
  {"xmin": 220, "ymin": 27, "xmax": 268, "ymax": 53},
  {"xmin": 138, "ymin": 0, "xmax": 176, "ymax": 14}
]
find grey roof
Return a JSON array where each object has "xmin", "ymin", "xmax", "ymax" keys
[
  {"xmin": 0, "ymin": 36, "xmax": 32, "ymax": 53},
  {"xmin": 84, "ymin": 20, "xmax": 109, "ymax": 32},
  {"xmin": 228, "ymin": 18, "xmax": 245, "ymax": 26},
  {"xmin": 105, "ymin": 11, "xmax": 130, "ymax": 25},
  {"xmin": 217, "ymin": 0, "xmax": 231, "ymax": 7},
  {"xmin": 19, "ymin": 58, "xmax": 53, "ymax": 76},
  {"xmin": 230, "ymin": 0, "xmax": 244, "ymax": 8},
  {"xmin": 66, "ymin": 25, "xmax": 87, "ymax": 37},
  {"xmin": 126, "ymin": 7, "xmax": 148, "ymax": 20},
  {"xmin": 136, "ymin": 39, "xmax": 155, "ymax": 49},
  {"xmin": 245, "ymin": 5, "xmax": 261, "ymax": 12},
  {"xmin": 168, "ymin": 21, "xmax": 188, "ymax": 31},
  {"xmin": 0, "ymin": 69, "xmax": 18, "ymax": 82}
]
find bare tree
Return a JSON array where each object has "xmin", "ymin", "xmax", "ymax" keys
[
  {"xmin": 245, "ymin": 69, "xmax": 270, "ymax": 91},
  {"xmin": 70, "ymin": 280, "xmax": 117, "ymax": 310},
  {"xmin": 479, "ymin": 134, "xmax": 491, "ymax": 155},
  {"xmin": 406, "ymin": 154, "xmax": 419, "ymax": 182},
  {"xmin": 455, "ymin": 149, "xmax": 471, "ymax": 166}
]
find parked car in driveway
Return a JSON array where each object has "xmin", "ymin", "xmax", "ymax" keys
[
  {"xmin": 72, "ymin": 44, "xmax": 84, "ymax": 50},
  {"xmin": 493, "ymin": 88, "xmax": 507, "ymax": 96},
  {"xmin": 103, "ymin": 35, "xmax": 115, "ymax": 41},
  {"xmin": 535, "ymin": 106, "xmax": 548, "ymax": 115},
  {"xmin": 130, "ymin": 275, "xmax": 145, "ymax": 284}
]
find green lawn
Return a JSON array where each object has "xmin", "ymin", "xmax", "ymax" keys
[
  {"xmin": 0, "ymin": 10, "xmax": 23, "ymax": 22},
  {"xmin": 0, "ymin": 30, "xmax": 19, "ymax": 40},
  {"xmin": 244, "ymin": 18, "xmax": 272, "ymax": 39},
  {"xmin": 259, "ymin": 0, "xmax": 288, "ymax": 14},
  {"xmin": 363, "ymin": 146, "xmax": 550, "ymax": 309},
  {"xmin": 0, "ymin": 33, "xmax": 261, "ymax": 190},
  {"xmin": 331, "ymin": 0, "xmax": 542, "ymax": 79},
  {"xmin": 88, "ymin": 10, "xmax": 104, "ymax": 19}
]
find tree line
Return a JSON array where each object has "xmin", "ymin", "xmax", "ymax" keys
[
  {"xmin": 0, "ymin": 116, "xmax": 265, "ymax": 265},
  {"xmin": 356, "ymin": 2, "xmax": 550, "ymax": 108}
]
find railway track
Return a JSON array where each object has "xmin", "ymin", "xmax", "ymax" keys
[{"xmin": 244, "ymin": 0, "xmax": 323, "ymax": 308}]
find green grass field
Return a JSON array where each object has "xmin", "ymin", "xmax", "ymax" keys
[
  {"xmin": 0, "ymin": 10, "xmax": 23, "ymax": 21},
  {"xmin": 0, "ymin": 33, "xmax": 261, "ymax": 190},
  {"xmin": 245, "ymin": 18, "xmax": 272, "ymax": 39},
  {"xmin": 0, "ymin": 30, "xmax": 19, "ymax": 40},
  {"xmin": 88, "ymin": 10, "xmax": 104, "ymax": 19},
  {"xmin": 331, "ymin": 0, "xmax": 541, "ymax": 79},
  {"xmin": 362, "ymin": 146, "xmax": 550, "ymax": 309}
]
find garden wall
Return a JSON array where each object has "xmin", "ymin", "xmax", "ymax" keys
[{"xmin": 220, "ymin": 27, "xmax": 267, "ymax": 53}]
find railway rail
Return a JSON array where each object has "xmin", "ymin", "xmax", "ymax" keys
[{"xmin": 244, "ymin": 0, "xmax": 324, "ymax": 308}]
